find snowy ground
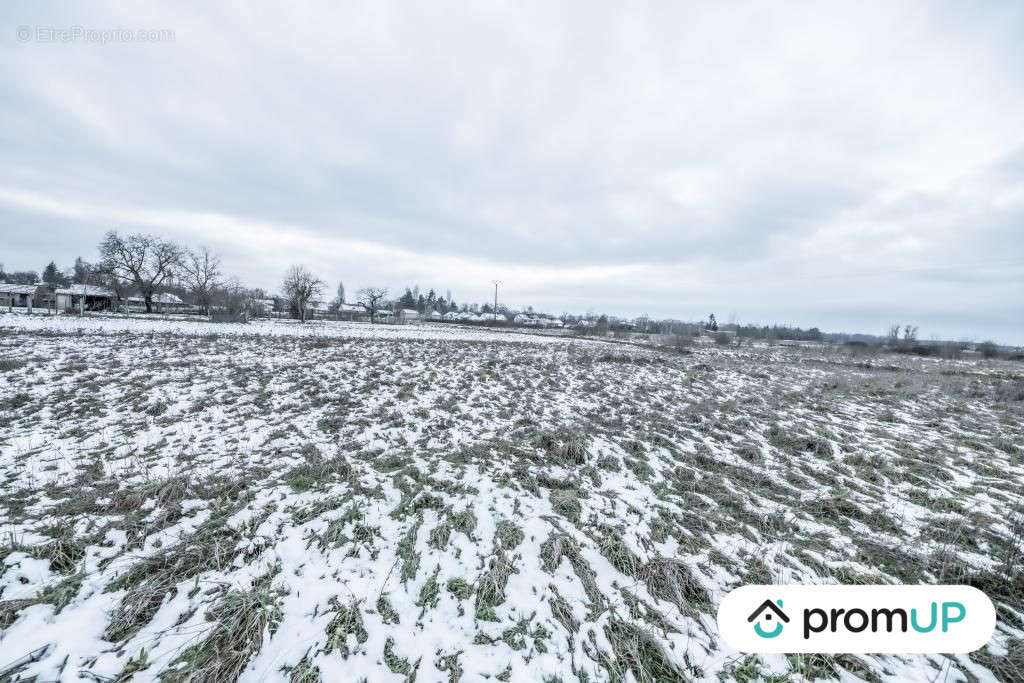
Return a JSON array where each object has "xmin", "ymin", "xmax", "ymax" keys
[
  {"xmin": 1, "ymin": 314, "xmax": 1022, "ymax": 682},
  {"xmin": 0, "ymin": 312, "xmax": 573, "ymax": 344}
]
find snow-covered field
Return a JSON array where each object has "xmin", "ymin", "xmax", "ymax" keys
[
  {"xmin": 0, "ymin": 312, "xmax": 572, "ymax": 344},
  {"xmin": 1, "ymin": 314, "xmax": 1022, "ymax": 681}
]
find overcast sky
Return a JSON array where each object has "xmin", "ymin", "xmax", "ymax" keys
[{"xmin": 2, "ymin": 1, "xmax": 1022, "ymax": 342}]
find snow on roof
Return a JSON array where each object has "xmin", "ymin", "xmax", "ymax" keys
[
  {"xmin": 55, "ymin": 285, "xmax": 115, "ymax": 297},
  {"xmin": 127, "ymin": 292, "xmax": 185, "ymax": 304},
  {"xmin": 0, "ymin": 283, "xmax": 39, "ymax": 295}
]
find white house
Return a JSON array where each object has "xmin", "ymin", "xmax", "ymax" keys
[
  {"xmin": 253, "ymin": 298, "xmax": 276, "ymax": 315},
  {"xmin": 306, "ymin": 300, "xmax": 329, "ymax": 315}
]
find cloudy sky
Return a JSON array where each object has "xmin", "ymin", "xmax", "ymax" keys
[{"xmin": 2, "ymin": 1, "xmax": 1022, "ymax": 342}]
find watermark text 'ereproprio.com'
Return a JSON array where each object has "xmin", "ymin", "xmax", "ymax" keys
[{"xmin": 17, "ymin": 26, "xmax": 174, "ymax": 44}]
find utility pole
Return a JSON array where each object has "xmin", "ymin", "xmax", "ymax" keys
[
  {"xmin": 80, "ymin": 264, "xmax": 92, "ymax": 316},
  {"xmin": 492, "ymin": 280, "xmax": 500, "ymax": 322}
]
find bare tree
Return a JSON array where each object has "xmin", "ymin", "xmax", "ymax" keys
[
  {"xmin": 179, "ymin": 247, "xmax": 222, "ymax": 315},
  {"xmin": 98, "ymin": 231, "xmax": 182, "ymax": 313},
  {"xmin": 71, "ymin": 257, "xmax": 92, "ymax": 284},
  {"xmin": 212, "ymin": 276, "xmax": 253, "ymax": 322},
  {"xmin": 93, "ymin": 264, "xmax": 129, "ymax": 311},
  {"xmin": 282, "ymin": 265, "xmax": 324, "ymax": 322},
  {"xmin": 357, "ymin": 287, "xmax": 389, "ymax": 324}
]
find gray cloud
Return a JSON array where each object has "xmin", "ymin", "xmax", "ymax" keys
[{"xmin": 1, "ymin": 1, "xmax": 1022, "ymax": 342}]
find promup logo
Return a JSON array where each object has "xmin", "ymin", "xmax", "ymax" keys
[
  {"xmin": 719, "ymin": 585, "xmax": 995, "ymax": 654},
  {"xmin": 748, "ymin": 599, "xmax": 789, "ymax": 638}
]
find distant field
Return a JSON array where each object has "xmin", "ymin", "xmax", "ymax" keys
[
  {"xmin": 0, "ymin": 312, "xmax": 574, "ymax": 344},
  {"xmin": 1, "ymin": 316, "xmax": 1021, "ymax": 682}
]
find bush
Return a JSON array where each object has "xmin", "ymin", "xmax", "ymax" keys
[
  {"xmin": 714, "ymin": 332, "xmax": 732, "ymax": 346},
  {"xmin": 978, "ymin": 341, "xmax": 999, "ymax": 359}
]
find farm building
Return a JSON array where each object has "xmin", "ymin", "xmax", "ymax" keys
[
  {"xmin": 253, "ymin": 298, "xmax": 276, "ymax": 315},
  {"xmin": 55, "ymin": 285, "xmax": 116, "ymax": 312},
  {"xmin": 397, "ymin": 308, "xmax": 420, "ymax": 322},
  {"xmin": 126, "ymin": 292, "xmax": 189, "ymax": 313},
  {"xmin": 335, "ymin": 303, "xmax": 365, "ymax": 321},
  {"xmin": 307, "ymin": 300, "xmax": 330, "ymax": 316},
  {"xmin": 0, "ymin": 283, "xmax": 45, "ymax": 311},
  {"xmin": 512, "ymin": 313, "xmax": 562, "ymax": 327}
]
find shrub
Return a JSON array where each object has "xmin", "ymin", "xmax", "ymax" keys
[{"xmin": 978, "ymin": 341, "xmax": 999, "ymax": 359}]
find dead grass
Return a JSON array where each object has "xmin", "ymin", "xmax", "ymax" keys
[{"xmin": 162, "ymin": 572, "xmax": 283, "ymax": 682}]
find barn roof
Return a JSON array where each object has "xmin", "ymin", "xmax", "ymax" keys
[
  {"xmin": 126, "ymin": 292, "xmax": 184, "ymax": 304},
  {"xmin": 55, "ymin": 285, "xmax": 115, "ymax": 297},
  {"xmin": 0, "ymin": 283, "xmax": 39, "ymax": 295}
]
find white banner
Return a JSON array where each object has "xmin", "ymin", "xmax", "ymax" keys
[{"xmin": 717, "ymin": 584, "xmax": 996, "ymax": 653}]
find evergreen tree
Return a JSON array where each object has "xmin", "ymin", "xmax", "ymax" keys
[
  {"xmin": 398, "ymin": 288, "xmax": 416, "ymax": 309},
  {"xmin": 42, "ymin": 261, "xmax": 63, "ymax": 286}
]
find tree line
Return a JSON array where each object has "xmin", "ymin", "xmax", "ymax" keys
[
  {"xmin": 2, "ymin": 230, "xmax": 527, "ymax": 323},
  {"xmin": 2, "ymin": 232, "xmax": 267, "ymax": 316},
  {"xmin": 12, "ymin": 233, "xmax": 1002, "ymax": 350}
]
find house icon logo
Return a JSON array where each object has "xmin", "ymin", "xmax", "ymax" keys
[{"xmin": 748, "ymin": 599, "xmax": 789, "ymax": 638}]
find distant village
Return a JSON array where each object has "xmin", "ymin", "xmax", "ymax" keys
[
  {"xmin": 0, "ymin": 277, "xmax": 640, "ymax": 330},
  {"xmin": 0, "ymin": 233, "xmax": 639, "ymax": 331},
  {"xmin": 3, "ymin": 231, "xmax": 1014, "ymax": 355}
]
